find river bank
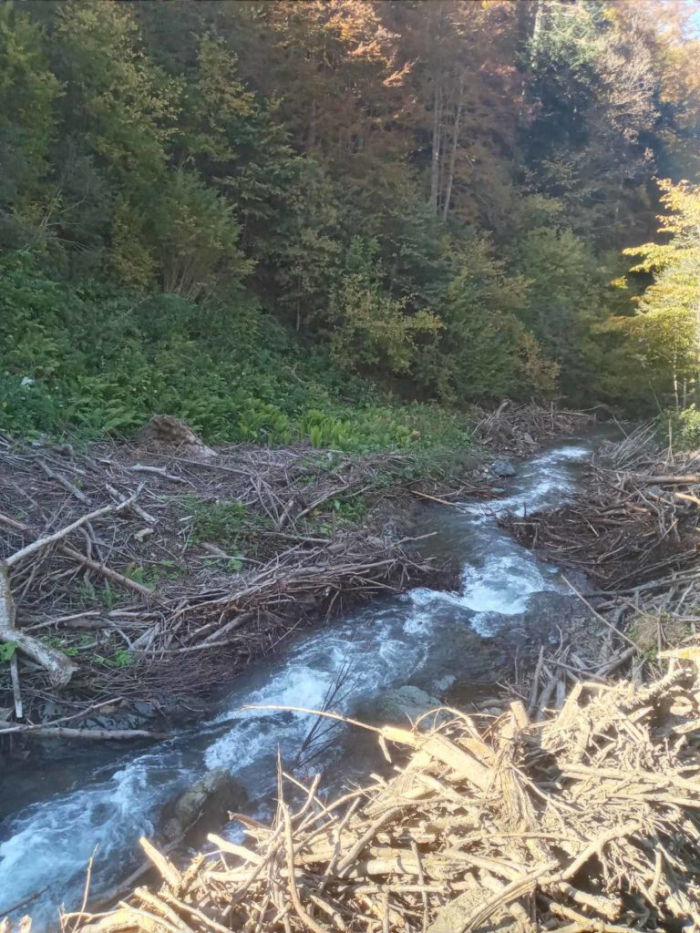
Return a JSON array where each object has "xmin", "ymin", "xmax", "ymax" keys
[
  {"xmin": 0, "ymin": 411, "xmax": 607, "ymax": 928},
  {"xmin": 0, "ymin": 404, "xmax": 591, "ymax": 747},
  {"xmin": 28, "ymin": 422, "xmax": 700, "ymax": 933}
]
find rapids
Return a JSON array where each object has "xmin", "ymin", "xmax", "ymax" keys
[{"xmin": 0, "ymin": 431, "xmax": 610, "ymax": 926}]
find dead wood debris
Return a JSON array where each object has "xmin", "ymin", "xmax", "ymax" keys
[
  {"xmin": 502, "ymin": 423, "xmax": 700, "ymax": 598},
  {"xmin": 53, "ymin": 657, "xmax": 700, "ymax": 933},
  {"xmin": 497, "ymin": 422, "xmax": 700, "ymax": 696},
  {"xmin": 0, "ymin": 434, "xmax": 448, "ymax": 728},
  {"xmin": 474, "ymin": 401, "xmax": 595, "ymax": 456},
  {"xmin": 0, "ymin": 403, "xmax": 593, "ymax": 727}
]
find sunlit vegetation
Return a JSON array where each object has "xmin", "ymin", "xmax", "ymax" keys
[{"xmin": 0, "ymin": 1, "xmax": 699, "ymax": 443}]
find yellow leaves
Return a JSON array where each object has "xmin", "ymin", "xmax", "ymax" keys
[
  {"xmin": 517, "ymin": 330, "xmax": 560, "ymax": 399},
  {"xmin": 329, "ymin": 274, "xmax": 441, "ymax": 376}
]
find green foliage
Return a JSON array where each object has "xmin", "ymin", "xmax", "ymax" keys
[
  {"xmin": 78, "ymin": 580, "xmax": 119, "ymax": 611},
  {"xmin": 0, "ymin": 641, "xmax": 16, "ymax": 663},
  {"xmin": 0, "ymin": 252, "xmax": 478, "ymax": 452},
  {"xmin": 671, "ymin": 405, "xmax": 700, "ymax": 451},
  {"xmin": 0, "ymin": 1, "xmax": 698, "ymax": 419},
  {"xmin": 328, "ymin": 238, "xmax": 441, "ymax": 374},
  {"xmin": 0, "ymin": 5, "xmax": 61, "ymax": 251},
  {"xmin": 151, "ymin": 169, "xmax": 252, "ymax": 300},
  {"xmin": 96, "ymin": 648, "xmax": 136, "ymax": 669},
  {"xmin": 180, "ymin": 496, "xmax": 257, "ymax": 551},
  {"xmin": 601, "ymin": 181, "xmax": 700, "ymax": 408},
  {"xmin": 54, "ymin": 0, "xmax": 180, "ymax": 185},
  {"xmin": 415, "ymin": 234, "xmax": 551, "ymax": 402},
  {"xmin": 510, "ymin": 225, "xmax": 608, "ymax": 399}
]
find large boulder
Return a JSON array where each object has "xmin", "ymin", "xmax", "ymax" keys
[{"xmin": 160, "ymin": 768, "xmax": 247, "ymax": 843}]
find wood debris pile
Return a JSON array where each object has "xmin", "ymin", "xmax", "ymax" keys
[
  {"xmin": 0, "ymin": 428, "xmax": 448, "ymax": 727},
  {"xmin": 475, "ymin": 401, "xmax": 594, "ymax": 456},
  {"xmin": 503, "ymin": 423, "xmax": 700, "ymax": 595},
  {"xmin": 69, "ymin": 660, "xmax": 700, "ymax": 933}
]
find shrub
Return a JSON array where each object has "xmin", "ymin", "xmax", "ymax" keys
[{"xmin": 0, "ymin": 251, "xmax": 477, "ymax": 453}]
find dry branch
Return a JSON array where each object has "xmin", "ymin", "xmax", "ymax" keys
[
  {"xmin": 0, "ymin": 563, "xmax": 77, "ymax": 685},
  {"xmin": 61, "ymin": 658, "xmax": 700, "ymax": 933}
]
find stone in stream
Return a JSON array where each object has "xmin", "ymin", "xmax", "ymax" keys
[
  {"xmin": 160, "ymin": 768, "xmax": 248, "ymax": 843},
  {"xmin": 357, "ymin": 685, "xmax": 445, "ymax": 728},
  {"xmin": 490, "ymin": 458, "xmax": 517, "ymax": 478}
]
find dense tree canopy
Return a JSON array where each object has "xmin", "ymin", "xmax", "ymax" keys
[{"xmin": 1, "ymin": 0, "xmax": 699, "ymax": 428}]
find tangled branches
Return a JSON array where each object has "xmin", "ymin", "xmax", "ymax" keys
[
  {"xmin": 475, "ymin": 401, "xmax": 595, "ymax": 456},
  {"xmin": 64, "ymin": 657, "xmax": 700, "ymax": 933},
  {"xmin": 503, "ymin": 423, "xmax": 700, "ymax": 595},
  {"xmin": 0, "ymin": 430, "xmax": 448, "ymax": 727}
]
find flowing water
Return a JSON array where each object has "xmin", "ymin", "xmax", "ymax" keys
[{"xmin": 0, "ymin": 431, "xmax": 612, "ymax": 926}]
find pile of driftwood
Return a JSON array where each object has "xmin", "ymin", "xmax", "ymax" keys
[
  {"xmin": 475, "ymin": 402, "xmax": 594, "ymax": 457},
  {"xmin": 62, "ymin": 654, "xmax": 700, "ymax": 933},
  {"xmin": 503, "ymin": 423, "xmax": 700, "ymax": 596},
  {"xmin": 0, "ymin": 420, "xmax": 447, "ymax": 729}
]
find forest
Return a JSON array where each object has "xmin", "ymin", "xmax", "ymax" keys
[
  {"xmin": 5, "ymin": 6, "xmax": 700, "ymax": 930},
  {"xmin": 1, "ymin": 0, "xmax": 700, "ymax": 448}
]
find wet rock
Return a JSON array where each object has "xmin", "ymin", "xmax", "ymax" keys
[
  {"xmin": 432, "ymin": 673, "xmax": 457, "ymax": 694},
  {"xmin": 133, "ymin": 700, "xmax": 155, "ymax": 719},
  {"xmin": 358, "ymin": 685, "xmax": 443, "ymax": 728},
  {"xmin": 491, "ymin": 458, "xmax": 517, "ymax": 478},
  {"xmin": 487, "ymin": 591, "xmax": 599, "ymax": 662},
  {"xmin": 86, "ymin": 711, "xmax": 149, "ymax": 731},
  {"xmin": 77, "ymin": 699, "xmax": 159, "ymax": 733},
  {"xmin": 421, "ymin": 623, "xmax": 506, "ymax": 682},
  {"xmin": 519, "ymin": 591, "xmax": 593, "ymax": 638},
  {"xmin": 40, "ymin": 700, "xmax": 60, "ymax": 724},
  {"xmin": 161, "ymin": 769, "xmax": 247, "ymax": 843},
  {"xmin": 159, "ymin": 694, "xmax": 208, "ymax": 720}
]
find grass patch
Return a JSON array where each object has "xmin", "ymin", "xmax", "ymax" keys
[{"xmin": 180, "ymin": 496, "xmax": 269, "ymax": 553}]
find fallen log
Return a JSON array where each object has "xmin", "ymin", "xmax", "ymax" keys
[
  {"xmin": 0, "ymin": 564, "xmax": 77, "ymax": 686},
  {"xmin": 0, "ymin": 511, "xmax": 156, "ymax": 601},
  {"xmin": 0, "ymin": 723, "xmax": 169, "ymax": 740}
]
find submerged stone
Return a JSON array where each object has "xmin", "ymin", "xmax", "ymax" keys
[{"xmin": 160, "ymin": 768, "xmax": 248, "ymax": 842}]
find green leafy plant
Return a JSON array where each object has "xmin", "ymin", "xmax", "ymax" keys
[{"xmin": 0, "ymin": 642, "xmax": 17, "ymax": 663}]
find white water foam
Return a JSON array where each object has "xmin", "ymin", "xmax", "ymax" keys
[
  {"xmin": 205, "ymin": 608, "xmax": 433, "ymax": 772},
  {"xmin": 0, "ymin": 436, "xmax": 599, "ymax": 928},
  {"xmin": 470, "ymin": 444, "xmax": 590, "ymax": 521},
  {"xmin": 0, "ymin": 750, "xmax": 189, "ymax": 919}
]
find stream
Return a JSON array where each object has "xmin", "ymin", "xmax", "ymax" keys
[{"xmin": 0, "ymin": 430, "xmax": 613, "ymax": 927}]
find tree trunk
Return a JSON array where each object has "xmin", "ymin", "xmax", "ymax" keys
[
  {"xmin": 430, "ymin": 83, "xmax": 442, "ymax": 216},
  {"xmin": 516, "ymin": 0, "xmax": 535, "ymax": 51},
  {"xmin": 442, "ymin": 75, "xmax": 464, "ymax": 222},
  {"xmin": 532, "ymin": 0, "xmax": 544, "ymax": 49}
]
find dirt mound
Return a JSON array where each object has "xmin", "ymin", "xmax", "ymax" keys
[{"xmin": 134, "ymin": 415, "xmax": 216, "ymax": 460}]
